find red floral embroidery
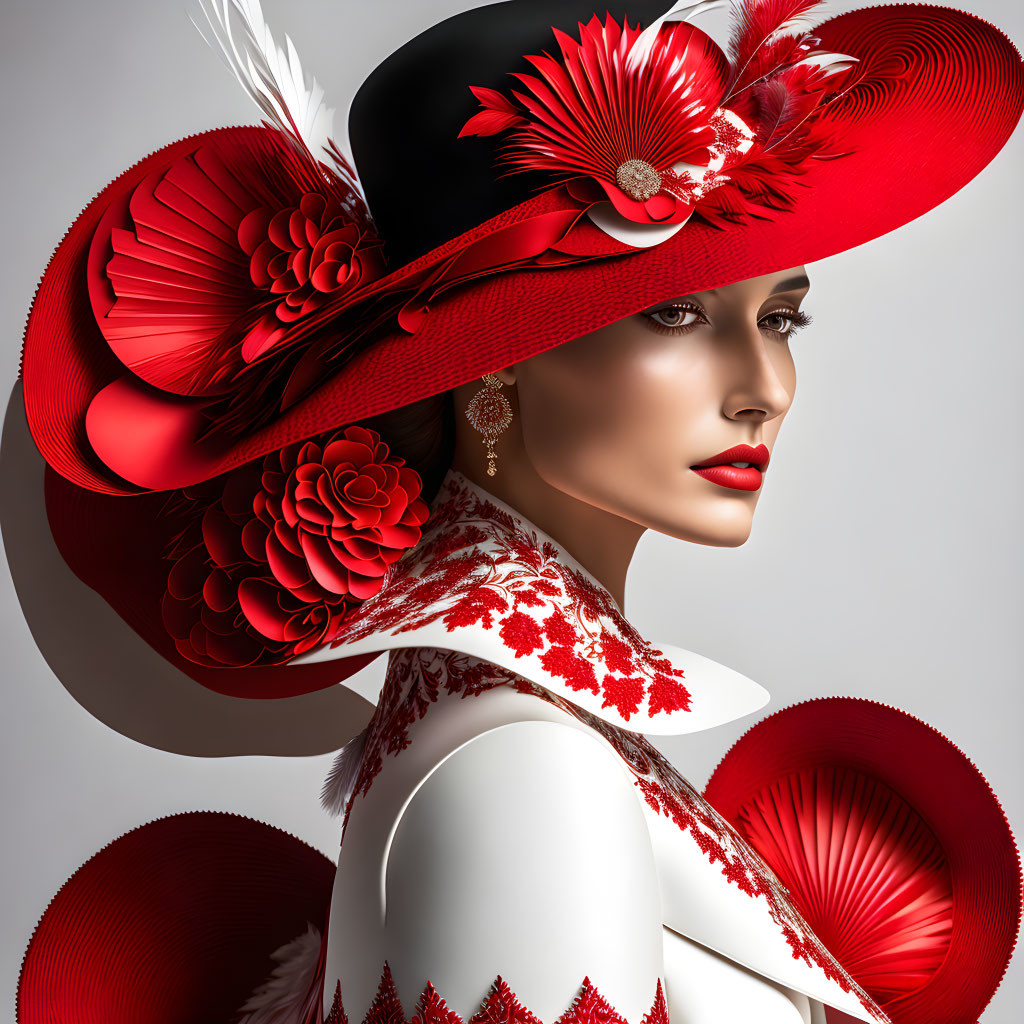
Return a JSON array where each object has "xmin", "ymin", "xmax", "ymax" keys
[
  {"xmin": 324, "ymin": 962, "xmax": 666, "ymax": 1024},
  {"xmin": 600, "ymin": 676, "xmax": 644, "ymax": 719},
  {"xmin": 499, "ymin": 612, "xmax": 545, "ymax": 657},
  {"xmin": 414, "ymin": 984, "xmax": 464, "ymax": 1024},
  {"xmin": 316, "ymin": 478, "xmax": 881, "ymax": 1023},
  {"xmin": 646, "ymin": 674, "xmax": 692, "ymax": 716},
  {"xmin": 539, "ymin": 646, "xmax": 599, "ymax": 695},
  {"xmin": 326, "ymin": 474, "xmax": 691, "ymax": 722},
  {"xmin": 342, "ymin": 647, "xmax": 881, "ymax": 1022}
]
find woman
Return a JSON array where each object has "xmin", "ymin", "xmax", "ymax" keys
[{"xmin": 7, "ymin": 1, "xmax": 1023, "ymax": 1023}]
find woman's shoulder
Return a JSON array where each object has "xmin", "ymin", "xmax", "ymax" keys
[
  {"xmin": 381, "ymin": 715, "xmax": 663, "ymax": 1022},
  {"xmin": 341, "ymin": 647, "xmax": 629, "ymax": 815}
]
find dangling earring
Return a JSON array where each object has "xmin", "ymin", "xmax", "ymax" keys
[{"xmin": 465, "ymin": 373, "xmax": 513, "ymax": 477}]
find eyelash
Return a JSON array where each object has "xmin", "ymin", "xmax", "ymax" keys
[{"xmin": 645, "ymin": 302, "xmax": 814, "ymax": 339}]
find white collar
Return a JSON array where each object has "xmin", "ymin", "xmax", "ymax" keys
[{"xmin": 293, "ymin": 471, "xmax": 768, "ymax": 735}]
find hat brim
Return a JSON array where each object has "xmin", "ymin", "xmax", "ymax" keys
[
  {"xmin": 22, "ymin": 4, "xmax": 1024, "ymax": 496},
  {"xmin": 703, "ymin": 698, "xmax": 1021, "ymax": 1024}
]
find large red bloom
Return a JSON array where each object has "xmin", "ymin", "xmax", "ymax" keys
[{"xmin": 162, "ymin": 425, "xmax": 428, "ymax": 667}]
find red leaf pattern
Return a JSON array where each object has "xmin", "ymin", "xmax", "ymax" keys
[{"xmin": 325, "ymin": 474, "xmax": 691, "ymax": 723}]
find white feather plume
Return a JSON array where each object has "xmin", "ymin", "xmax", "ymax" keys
[
  {"xmin": 773, "ymin": 1, "xmax": 830, "ymax": 39},
  {"xmin": 625, "ymin": 0, "xmax": 730, "ymax": 72},
  {"xmin": 190, "ymin": 0, "xmax": 362, "ymax": 193},
  {"xmin": 237, "ymin": 924, "xmax": 323, "ymax": 1024},
  {"xmin": 795, "ymin": 50, "xmax": 859, "ymax": 75},
  {"xmin": 321, "ymin": 727, "xmax": 369, "ymax": 817}
]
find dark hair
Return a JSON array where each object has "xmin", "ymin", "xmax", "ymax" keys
[{"xmin": 362, "ymin": 391, "xmax": 456, "ymax": 501}]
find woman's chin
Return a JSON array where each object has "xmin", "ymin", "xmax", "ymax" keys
[{"xmin": 645, "ymin": 499, "xmax": 757, "ymax": 548}]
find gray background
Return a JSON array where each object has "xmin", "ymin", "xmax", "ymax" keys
[{"xmin": 1, "ymin": 0, "xmax": 1021, "ymax": 1019}]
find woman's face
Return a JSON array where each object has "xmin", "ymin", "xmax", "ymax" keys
[{"xmin": 493, "ymin": 266, "xmax": 810, "ymax": 547}]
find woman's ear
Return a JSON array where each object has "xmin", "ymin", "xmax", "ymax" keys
[{"xmin": 494, "ymin": 365, "xmax": 517, "ymax": 386}]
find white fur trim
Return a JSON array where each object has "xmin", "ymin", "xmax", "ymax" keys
[{"xmin": 321, "ymin": 727, "xmax": 369, "ymax": 817}]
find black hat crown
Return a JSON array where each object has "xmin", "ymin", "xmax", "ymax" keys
[{"xmin": 348, "ymin": 0, "xmax": 668, "ymax": 266}]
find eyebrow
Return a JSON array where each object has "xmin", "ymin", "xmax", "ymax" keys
[{"xmin": 770, "ymin": 274, "xmax": 810, "ymax": 294}]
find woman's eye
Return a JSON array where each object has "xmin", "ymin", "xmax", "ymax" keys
[
  {"xmin": 760, "ymin": 309, "xmax": 813, "ymax": 337},
  {"xmin": 647, "ymin": 305, "xmax": 705, "ymax": 329}
]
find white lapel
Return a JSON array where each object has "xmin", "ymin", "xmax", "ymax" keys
[{"xmin": 294, "ymin": 471, "xmax": 768, "ymax": 736}]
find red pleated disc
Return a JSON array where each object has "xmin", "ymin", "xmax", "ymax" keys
[
  {"xmin": 17, "ymin": 812, "xmax": 335, "ymax": 1023},
  {"xmin": 704, "ymin": 699, "xmax": 1021, "ymax": 1024}
]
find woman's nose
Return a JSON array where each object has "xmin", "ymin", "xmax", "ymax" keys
[{"xmin": 721, "ymin": 335, "xmax": 793, "ymax": 423}]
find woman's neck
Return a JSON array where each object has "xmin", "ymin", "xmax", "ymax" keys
[{"xmin": 450, "ymin": 457, "xmax": 645, "ymax": 611}]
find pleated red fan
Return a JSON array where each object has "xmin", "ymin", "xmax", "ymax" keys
[
  {"xmin": 729, "ymin": 765, "xmax": 954, "ymax": 1000},
  {"xmin": 468, "ymin": 15, "xmax": 727, "ymax": 182},
  {"xmin": 460, "ymin": 3, "xmax": 858, "ymax": 229},
  {"xmin": 704, "ymin": 699, "xmax": 1021, "ymax": 1024}
]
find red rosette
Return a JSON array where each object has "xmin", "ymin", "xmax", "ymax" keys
[
  {"xmin": 703, "ymin": 699, "xmax": 1021, "ymax": 1024},
  {"xmin": 238, "ymin": 192, "xmax": 385, "ymax": 361},
  {"xmin": 42, "ymin": 464, "xmax": 379, "ymax": 699},
  {"xmin": 86, "ymin": 128, "xmax": 381, "ymax": 401},
  {"xmin": 23, "ymin": 124, "xmax": 384, "ymax": 498},
  {"xmin": 162, "ymin": 425, "xmax": 429, "ymax": 669}
]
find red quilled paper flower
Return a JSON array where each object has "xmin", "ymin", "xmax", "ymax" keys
[
  {"xmin": 162, "ymin": 425, "xmax": 428, "ymax": 667},
  {"xmin": 239, "ymin": 192, "xmax": 385, "ymax": 361}
]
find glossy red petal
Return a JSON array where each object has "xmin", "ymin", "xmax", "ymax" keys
[
  {"xmin": 299, "ymin": 532, "xmax": 353, "ymax": 595},
  {"xmin": 236, "ymin": 577, "xmax": 298, "ymax": 642}
]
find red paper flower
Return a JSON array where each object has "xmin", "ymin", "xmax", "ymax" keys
[
  {"xmin": 238, "ymin": 193, "xmax": 385, "ymax": 363},
  {"xmin": 257, "ymin": 426, "xmax": 429, "ymax": 601},
  {"xmin": 162, "ymin": 425, "xmax": 428, "ymax": 668}
]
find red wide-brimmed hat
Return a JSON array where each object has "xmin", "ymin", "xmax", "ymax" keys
[
  {"xmin": 704, "ymin": 698, "xmax": 1022, "ymax": 1024},
  {"xmin": 18, "ymin": 0, "xmax": 1024, "ymax": 693}
]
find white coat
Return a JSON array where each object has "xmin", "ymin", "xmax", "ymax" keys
[{"xmin": 288, "ymin": 472, "xmax": 886, "ymax": 1024}]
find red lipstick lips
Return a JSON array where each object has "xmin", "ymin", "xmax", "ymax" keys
[{"xmin": 691, "ymin": 444, "xmax": 770, "ymax": 492}]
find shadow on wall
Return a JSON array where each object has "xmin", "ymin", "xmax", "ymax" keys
[{"xmin": 1, "ymin": 382, "xmax": 378, "ymax": 758}]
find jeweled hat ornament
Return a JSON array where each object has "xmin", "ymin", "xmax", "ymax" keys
[{"xmin": 20, "ymin": 0, "xmax": 1024, "ymax": 692}]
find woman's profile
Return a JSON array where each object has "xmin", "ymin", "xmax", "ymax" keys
[{"xmin": 3, "ymin": 2, "xmax": 1022, "ymax": 1023}]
